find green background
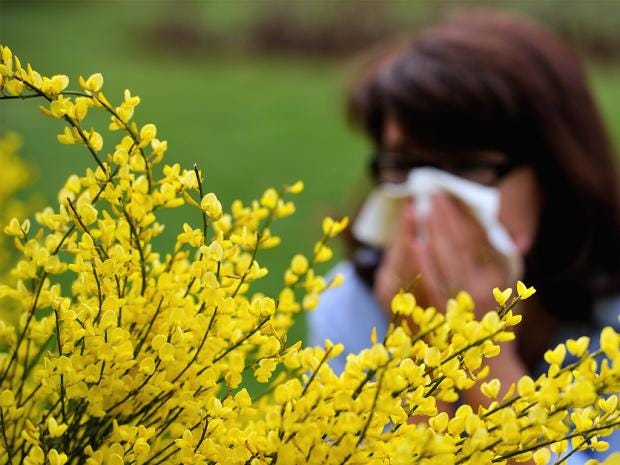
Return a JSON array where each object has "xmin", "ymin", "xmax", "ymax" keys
[{"xmin": 2, "ymin": 1, "xmax": 620, "ymax": 345}]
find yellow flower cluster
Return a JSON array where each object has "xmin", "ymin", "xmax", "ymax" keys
[
  {"xmin": 0, "ymin": 45, "xmax": 618, "ymax": 465},
  {"xmin": 0, "ymin": 132, "xmax": 32, "ymax": 274},
  {"xmin": 0, "ymin": 132, "xmax": 34, "ymax": 325}
]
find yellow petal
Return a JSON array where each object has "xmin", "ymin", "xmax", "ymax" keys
[
  {"xmin": 533, "ymin": 448, "xmax": 550, "ymax": 465},
  {"xmin": 492, "ymin": 287, "xmax": 512, "ymax": 306}
]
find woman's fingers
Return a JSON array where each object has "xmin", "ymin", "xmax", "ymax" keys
[
  {"xmin": 438, "ymin": 196, "xmax": 509, "ymax": 280},
  {"xmin": 431, "ymin": 194, "xmax": 511, "ymax": 310},
  {"xmin": 400, "ymin": 202, "xmax": 445, "ymax": 302},
  {"xmin": 374, "ymin": 202, "xmax": 417, "ymax": 312},
  {"xmin": 376, "ymin": 195, "xmax": 508, "ymax": 313},
  {"xmin": 426, "ymin": 217, "xmax": 457, "ymax": 295},
  {"xmin": 406, "ymin": 237, "xmax": 444, "ymax": 306},
  {"xmin": 425, "ymin": 195, "xmax": 481, "ymax": 295},
  {"xmin": 375, "ymin": 201, "xmax": 444, "ymax": 311},
  {"xmin": 423, "ymin": 194, "xmax": 514, "ymax": 307},
  {"xmin": 435, "ymin": 194, "xmax": 488, "ymax": 252},
  {"xmin": 398, "ymin": 199, "xmax": 419, "ymax": 238}
]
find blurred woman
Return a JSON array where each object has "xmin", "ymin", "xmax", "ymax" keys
[{"xmin": 308, "ymin": 10, "xmax": 620, "ymax": 461}]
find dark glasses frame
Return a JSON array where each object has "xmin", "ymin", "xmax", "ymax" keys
[{"xmin": 368, "ymin": 150, "xmax": 524, "ymax": 185}]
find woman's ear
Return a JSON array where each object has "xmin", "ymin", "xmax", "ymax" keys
[{"xmin": 513, "ymin": 233, "xmax": 533, "ymax": 255}]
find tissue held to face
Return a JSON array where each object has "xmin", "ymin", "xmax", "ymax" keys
[{"xmin": 373, "ymin": 118, "xmax": 542, "ymax": 314}]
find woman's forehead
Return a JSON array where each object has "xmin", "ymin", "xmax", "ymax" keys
[
  {"xmin": 382, "ymin": 143, "xmax": 510, "ymax": 164},
  {"xmin": 382, "ymin": 117, "xmax": 510, "ymax": 162}
]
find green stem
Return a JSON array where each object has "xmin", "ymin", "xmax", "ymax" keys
[
  {"xmin": 65, "ymin": 198, "xmax": 108, "ymax": 261},
  {"xmin": 0, "ymin": 93, "xmax": 41, "ymax": 99},
  {"xmin": 133, "ymin": 296, "xmax": 165, "ymax": 358},
  {"xmin": 300, "ymin": 346, "xmax": 333, "ymax": 397},
  {"xmin": 193, "ymin": 164, "xmax": 208, "ymax": 243},
  {"xmin": 90, "ymin": 93, "xmax": 152, "ymax": 193},
  {"xmin": 53, "ymin": 307, "xmax": 67, "ymax": 423},
  {"xmin": 120, "ymin": 202, "xmax": 147, "ymax": 296},
  {"xmin": 552, "ymin": 436, "xmax": 590, "ymax": 465},
  {"xmin": 341, "ymin": 369, "xmax": 386, "ymax": 465},
  {"xmin": 170, "ymin": 303, "xmax": 212, "ymax": 384},
  {"xmin": 12, "ymin": 76, "xmax": 106, "ymax": 171},
  {"xmin": 231, "ymin": 233, "xmax": 261, "ymax": 298},
  {"xmin": 0, "ymin": 409, "xmax": 12, "ymax": 457},
  {"xmin": 210, "ymin": 316, "xmax": 270, "ymax": 366},
  {"xmin": 0, "ymin": 275, "xmax": 46, "ymax": 386}
]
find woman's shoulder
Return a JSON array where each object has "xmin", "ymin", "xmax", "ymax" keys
[
  {"xmin": 313, "ymin": 261, "xmax": 375, "ymax": 309},
  {"xmin": 593, "ymin": 293, "xmax": 620, "ymax": 329},
  {"xmin": 307, "ymin": 261, "xmax": 386, "ymax": 332},
  {"xmin": 306, "ymin": 261, "xmax": 389, "ymax": 372}
]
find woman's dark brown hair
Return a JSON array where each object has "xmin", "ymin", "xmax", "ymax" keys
[{"xmin": 348, "ymin": 10, "xmax": 620, "ymax": 322}]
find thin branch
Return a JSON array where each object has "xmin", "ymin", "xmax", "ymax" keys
[
  {"xmin": 194, "ymin": 164, "xmax": 208, "ymax": 243},
  {"xmin": 120, "ymin": 201, "xmax": 147, "ymax": 296}
]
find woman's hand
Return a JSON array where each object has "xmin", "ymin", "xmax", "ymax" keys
[
  {"xmin": 374, "ymin": 194, "xmax": 528, "ymax": 408},
  {"xmin": 374, "ymin": 194, "xmax": 510, "ymax": 317}
]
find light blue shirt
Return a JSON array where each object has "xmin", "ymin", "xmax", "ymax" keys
[
  {"xmin": 307, "ymin": 261, "xmax": 389, "ymax": 374},
  {"xmin": 307, "ymin": 260, "xmax": 620, "ymax": 463}
]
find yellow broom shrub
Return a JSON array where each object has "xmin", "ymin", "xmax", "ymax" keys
[{"xmin": 0, "ymin": 45, "xmax": 618, "ymax": 465}]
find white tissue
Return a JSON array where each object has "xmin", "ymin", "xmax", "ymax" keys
[{"xmin": 352, "ymin": 167, "xmax": 523, "ymax": 282}]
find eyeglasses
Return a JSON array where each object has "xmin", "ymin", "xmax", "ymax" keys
[{"xmin": 369, "ymin": 150, "xmax": 523, "ymax": 186}]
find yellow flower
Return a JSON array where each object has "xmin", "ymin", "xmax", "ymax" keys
[
  {"xmin": 158, "ymin": 342, "xmax": 175, "ymax": 362},
  {"xmin": 302, "ymin": 293, "xmax": 319, "ymax": 310},
  {"xmin": 1, "ymin": 46, "xmax": 618, "ymax": 465},
  {"xmin": 290, "ymin": 254, "xmax": 309, "ymax": 275},
  {"xmin": 78, "ymin": 72, "xmax": 104, "ymax": 92},
  {"xmin": 391, "ymin": 291, "xmax": 416, "ymax": 316},
  {"xmin": 47, "ymin": 416, "xmax": 68, "ymax": 437},
  {"xmin": 313, "ymin": 242, "xmax": 333, "ymax": 263},
  {"xmin": 57, "ymin": 126, "xmax": 77, "ymax": 145},
  {"xmin": 255, "ymin": 358, "xmax": 277, "ymax": 383},
  {"xmin": 544, "ymin": 343, "xmax": 567, "ymax": 366},
  {"xmin": 429, "ymin": 411, "xmax": 449, "ymax": 432},
  {"xmin": 480, "ymin": 379, "xmax": 501, "ymax": 399},
  {"xmin": 260, "ymin": 188, "xmax": 279, "ymax": 209},
  {"xmin": 285, "ymin": 180, "xmax": 304, "ymax": 194},
  {"xmin": 47, "ymin": 450, "xmax": 68, "ymax": 465},
  {"xmin": 322, "ymin": 216, "xmax": 349, "ymax": 237},
  {"xmin": 87, "ymin": 129, "xmax": 103, "ymax": 151},
  {"xmin": 600, "ymin": 326, "xmax": 619, "ymax": 358},
  {"xmin": 329, "ymin": 273, "xmax": 344, "ymax": 288},
  {"xmin": 599, "ymin": 395, "xmax": 618, "ymax": 416},
  {"xmin": 139, "ymin": 123, "xmax": 157, "ymax": 147},
  {"xmin": 517, "ymin": 375, "xmax": 536, "ymax": 397},
  {"xmin": 0, "ymin": 389, "xmax": 15, "ymax": 408},
  {"xmin": 139, "ymin": 357, "xmax": 156, "ymax": 375},
  {"xmin": 133, "ymin": 437, "xmax": 150, "ymax": 458},
  {"xmin": 424, "ymin": 346, "xmax": 441, "ymax": 367},
  {"xmin": 77, "ymin": 202, "xmax": 98, "ymax": 226},
  {"xmin": 200, "ymin": 192, "xmax": 223, "ymax": 220},
  {"xmin": 591, "ymin": 439, "xmax": 609, "ymax": 452},
  {"xmin": 4, "ymin": 79, "xmax": 24, "ymax": 96},
  {"xmin": 492, "ymin": 287, "xmax": 512, "ymax": 306},
  {"xmin": 41, "ymin": 74, "xmax": 69, "ymax": 96},
  {"xmin": 533, "ymin": 448, "xmax": 551, "ymax": 465},
  {"xmin": 566, "ymin": 336, "xmax": 590, "ymax": 357},
  {"xmin": 108, "ymin": 454, "xmax": 124, "ymax": 465},
  {"xmin": 3, "ymin": 217, "xmax": 22, "ymax": 236}
]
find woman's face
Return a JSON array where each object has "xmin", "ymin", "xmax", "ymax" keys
[{"xmin": 381, "ymin": 118, "xmax": 542, "ymax": 255}]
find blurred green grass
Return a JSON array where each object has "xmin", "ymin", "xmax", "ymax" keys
[
  {"xmin": 0, "ymin": 2, "xmax": 369, "ymax": 344},
  {"xmin": 2, "ymin": 1, "xmax": 620, "ymax": 346}
]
